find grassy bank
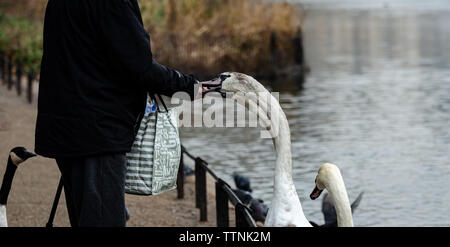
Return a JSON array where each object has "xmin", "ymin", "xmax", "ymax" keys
[{"xmin": 0, "ymin": 0, "xmax": 303, "ymax": 77}]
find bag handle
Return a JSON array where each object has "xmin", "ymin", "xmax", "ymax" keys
[{"xmin": 149, "ymin": 94, "xmax": 168, "ymax": 112}]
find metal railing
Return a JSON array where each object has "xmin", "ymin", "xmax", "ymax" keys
[
  {"xmin": 0, "ymin": 53, "xmax": 37, "ymax": 103},
  {"xmin": 177, "ymin": 145, "xmax": 257, "ymax": 227}
]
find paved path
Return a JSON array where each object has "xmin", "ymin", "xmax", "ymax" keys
[{"xmin": 0, "ymin": 84, "xmax": 223, "ymax": 227}]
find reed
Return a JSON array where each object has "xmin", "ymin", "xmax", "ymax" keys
[{"xmin": 140, "ymin": 0, "xmax": 304, "ymax": 75}]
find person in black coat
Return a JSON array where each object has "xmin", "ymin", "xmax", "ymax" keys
[{"xmin": 35, "ymin": 0, "xmax": 202, "ymax": 227}]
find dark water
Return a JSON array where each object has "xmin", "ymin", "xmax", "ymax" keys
[{"xmin": 180, "ymin": 4, "xmax": 450, "ymax": 226}]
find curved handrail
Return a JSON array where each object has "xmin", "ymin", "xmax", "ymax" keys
[{"xmin": 180, "ymin": 145, "xmax": 257, "ymax": 227}]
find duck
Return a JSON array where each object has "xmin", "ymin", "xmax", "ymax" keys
[{"xmin": 0, "ymin": 147, "xmax": 36, "ymax": 227}]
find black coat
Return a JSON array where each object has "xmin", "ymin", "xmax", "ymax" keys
[{"xmin": 35, "ymin": 0, "xmax": 198, "ymax": 158}]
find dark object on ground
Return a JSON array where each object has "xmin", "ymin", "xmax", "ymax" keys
[{"xmin": 309, "ymin": 192, "xmax": 364, "ymax": 227}]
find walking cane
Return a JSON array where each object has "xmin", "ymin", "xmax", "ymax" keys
[{"xmin": 46, "ymin": 176, "xmax": 63, "ymax": 227}]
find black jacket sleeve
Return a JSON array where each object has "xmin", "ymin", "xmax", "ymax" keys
[{"xmin": 99, "ymin": 0, "xmax": 198, "ymax": 98}]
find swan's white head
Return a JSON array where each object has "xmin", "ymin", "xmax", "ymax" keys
[
  {"xmin": 310, "ymin": 163, "xmax": 354, "ymax": 227},
  {"xmin": 310, "ymin": 163, "xmax": 340, "ymax": 199},
  {"xmin": 222, "ymin": 72, "xmax": 269, "ymax": 94}
]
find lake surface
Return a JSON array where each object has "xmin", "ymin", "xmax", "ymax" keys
[{"xmin": 180, "ymin": 2, "xmax": 450, "ymax": 226}]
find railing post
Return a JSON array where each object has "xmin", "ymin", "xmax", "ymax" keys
[
  {"xmin": 176, "ymin": 151, "xmax": 184, "ymax": 199},
  {"xmin": 27, "ymin": 73, "xmax": 33, "ymax": 103},
  {"xmin": 195, "ymin": 158, "xmax": 207, "ymax": 221},
  {"xmin": 0, "ymin": 53, "xmax": 4, "ymax": 83},
  {"xmin": 16, "ymin": 66, "xmax": 22, "ymax": 96},
  {"xmin": 215, "ymin": 179, "xmax": 229, "ymax": 227},
  {"xmin": 235, "ymin": 203, "xmax": 249, "ymax": 227},
  {"xmin": 7, "ymin": 56, "xmax": 13, "ymax": 90}
]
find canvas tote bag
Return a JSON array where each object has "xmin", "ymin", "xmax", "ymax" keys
[{"xmin": 125, "ymin": 95, "xmax": 181, "ymax": 195}]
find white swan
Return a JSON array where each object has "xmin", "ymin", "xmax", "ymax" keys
[
  {"xmin": 310, "ymin": 163, "xmax": 354, "ymax": 227},
  {"xmin": 205, "ymin": 72, "xmax": 353, "ymax": 227},
  {"xmin": 0, "ymin": 147, "xmax": 36, "ymax": 227}
]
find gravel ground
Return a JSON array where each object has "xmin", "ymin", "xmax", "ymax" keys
[{"xmin": 0, "ymin": 84, "xmax": 230, "ymax": 227}]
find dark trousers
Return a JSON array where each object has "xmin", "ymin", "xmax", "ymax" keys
[{"xmin": 56, "ymin": 153, "xmax": 127, "ymax": 227}]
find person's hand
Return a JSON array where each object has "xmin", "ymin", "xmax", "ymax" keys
[
  {"xmin": 194, "ymin": 84, "xmax": 208, "ymax": 100},
  {"xmin": 195, "ymin": 76, "xmax": 224, "ymax": 100}
]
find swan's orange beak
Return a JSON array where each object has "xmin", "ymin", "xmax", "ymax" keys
[{"xmin": 310, "ymin": 185, "xmax": 323, "ymax": 200}]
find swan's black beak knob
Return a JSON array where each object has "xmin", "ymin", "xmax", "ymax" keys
[
  {"xmin": 201, "ymin": 74, "xmax": 230, "ymax": 98},
  {"xmin": 310, "ymin": 185, "xmax": 323, "ymax": 200}
]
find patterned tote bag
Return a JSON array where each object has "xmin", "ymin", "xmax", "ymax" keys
[{"xmin": 125, "ymin": 95, "xmax": 181, "ymax": 195}]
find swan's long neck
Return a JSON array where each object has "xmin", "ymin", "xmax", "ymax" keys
[
  {"xmin": 262, "ymin": 94, "xmax": 310, "ymax": 226},
  {"xmin": 324, "ymin": 170, "xmax": 353, "ymax": 227},
  {"xmin": 272, "ymin": 107, "xmax": 296, "ymax": 203}
]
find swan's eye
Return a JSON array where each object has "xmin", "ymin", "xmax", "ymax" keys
[{"xmin": 314, "ymin": 176, "xmax": 318, "ymax": 183}]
